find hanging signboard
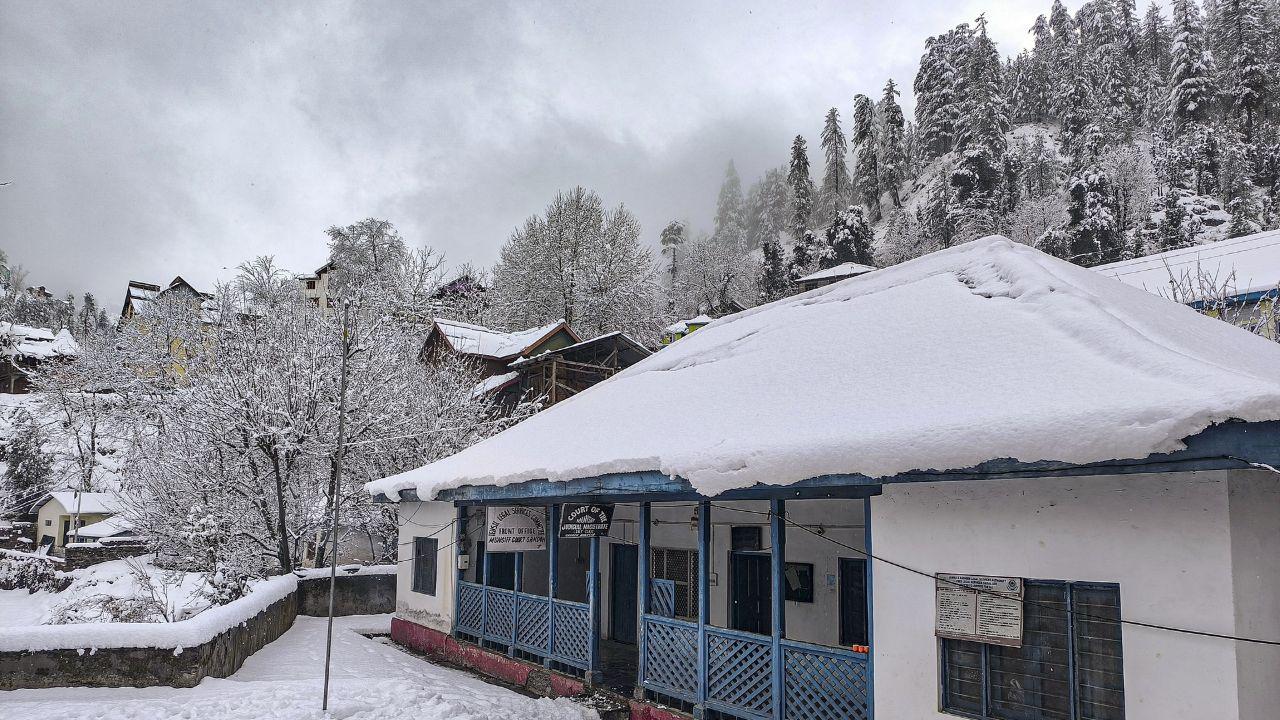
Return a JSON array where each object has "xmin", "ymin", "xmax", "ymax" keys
[
  {"xmin": 935, "ymin": 573, "xmax": 1024, "ymax": 647},
  {"xmin": 485, "ymin": 506, "xmax": 546, "ymax": 552},
  {"xmin": 559, "ymin": 503, "xmax": 614, "ymax": 538}
]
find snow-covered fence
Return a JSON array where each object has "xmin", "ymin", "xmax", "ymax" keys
[{"xmin": 0, "ymin": 574, "xmax": 298, "ymax": 689}]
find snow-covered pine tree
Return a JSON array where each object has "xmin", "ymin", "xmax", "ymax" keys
[
  {"xmin": 818, "ymin": 108, "xmax": 851, "ymax": 221},
  {"xmin": 950, "ymin": 15, "xmax": 1010, "ymax": 240},
  {"xmin": 758, "ymin": 237, "xmax": 790, "ymax": 303},
  {"xmin": 787, "ymin": 135, "xmax": 815, "ymax": 242},
  {"xmin": 1220, "ymin": 0, "xmax": 1267, "ymax": 140},
  {"xmin": 789, "ymin": 230, "xmax": 820, "ymax": 279},
  {"xmin": 1048, "ymin": 0, "xmax": 1081, "ymax": 119},
  {"xmin": 1169, "ymin": 0, "xmax": 1217, "ymax": 132},
  {"xmin": 914, "ymin": 28, "xmax": 968, "ymax": 159},
  {"xmin": 1025, "ymin": 14, "xmax": 1055, "ymax": 123},
  {"xmin": 714, "ymin": 161, "xmax": 747, "ymax": 248},
  {"xmin": 851, "ymin": 93, "xmax": 881, "ymax": 222},
  {"xmin": 660, "ymin": 220, "xmax": 686, "ymax": 293},
  {"xmin": 1, "ymin": 409, "xmax": 53, "ymax": 514},
  {"xmin": 1140, "ymin": 3, "xmax": 1173, "ymax": 128},
  {"xmin": 822, "ymin": 206, "xmax": 875, "ymax": 268},
  {"xmin": 1065, "ymin": 169, "xmax": 1124, "ymax": 264},
  {"xmin": 877, "ymin": 80, "xmax": 908, "ymax": 208},
  {"xmin": 77, "ymin": 292, "xmax": 99, "ymax": 339}
]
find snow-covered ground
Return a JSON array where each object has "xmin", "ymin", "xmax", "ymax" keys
[
  {"xmin": 0, "ymin": 557, "xmax": 208, "ymax": 629},
  {"xmin": 0, "ymin": 614, "xmax": 598, "ymax": 720}
]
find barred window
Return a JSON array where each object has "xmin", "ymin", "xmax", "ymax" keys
[
  {"xmin": 650, "ymin": 546, "xmax": 698, "ymax": 619},
  {"xmin": 941, "ymin": 581, "xmax": 1124, "ymax": 720},
  {"xmin": 412, "ymin": 537, "xmax": 438, "ymax": 596}
]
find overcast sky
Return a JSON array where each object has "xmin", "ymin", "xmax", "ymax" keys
[{"xmin": 1, "ymin": 0, "xmax": 1052, "ymax": 307}]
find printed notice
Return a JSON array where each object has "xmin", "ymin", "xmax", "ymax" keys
[
  {"xmin": 485, "ymin": 506, "xmax": 547, "ymax": 552},
  {"xmin": 936, "ymin": 573, "xmax": 1024, "ymax": 647}
]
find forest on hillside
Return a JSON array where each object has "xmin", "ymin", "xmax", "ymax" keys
[{"xmin": 677, "ymin": 0, "xmax": 1280, "ymax": 307}]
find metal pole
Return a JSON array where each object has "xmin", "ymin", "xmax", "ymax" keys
[
  {"xmin": 770, "ymin": 498, "xmax": 786, "ymax": 719},
  {"xmin": 636, "ymin": 502, "xmax": 651, "ymax": 696},
  {"xmin": 322, "ymin": 299, "xmax": 353, "ymax": 713}
]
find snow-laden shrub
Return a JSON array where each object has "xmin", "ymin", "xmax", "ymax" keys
[
  {"xmin": 0, "ymin": 555, "xmax": 69, "ymax": 593},
  {"xmin": 47, "ymin": 593, "xmax": 167, "ymax": 624}
]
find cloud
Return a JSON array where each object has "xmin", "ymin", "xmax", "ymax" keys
[{"xmin": 0, "ymin": 0, "xmax": 1047, "ymax": 310}]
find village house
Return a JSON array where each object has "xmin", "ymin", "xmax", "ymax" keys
[
  {"xmin": 370, "ymin": 237, "xmax": 1280, "ymax": 720},
  {"xmin": 30, "ymin": 491, "xmax": 123, "ymax": 554},
  {"xmin": 1095, "ymin": 229, "xmax": 1280, "ymax": 338},
  {"xmin": 120, "ymin": 276, "xmax": 217, "ymax": 323},
  {"xmin": 660, "ymin": 314, "xmax": 713, "ymax": 346},
  {"xmin": 792, "ymin": 261, "xmax": 877, "ymax": 294},
  {"xmin": 0, "ymin": 322, "xmax": 78, "ymax": 393},
  {"xmin": 298, "ymin": 261, "xmax": 337, "ymax": 313}
]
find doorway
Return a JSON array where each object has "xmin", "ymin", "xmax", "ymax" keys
[
  {"xmin": 610, "ymin": 544, "xmax": 638, "ymax": 643},
  {"xmin": 839, "ymin": 557, "xmax": 868, "ymax": 646},
  {"xmin": 729, "ymin": 551, "xmax": 771, "ymax": 635}
]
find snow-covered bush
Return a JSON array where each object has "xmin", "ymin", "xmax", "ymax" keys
[{"xmin": 0, "ymin": 554, "xmax": 69, "ymax": 593}]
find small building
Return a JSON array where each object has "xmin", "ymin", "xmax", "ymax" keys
[
  {"xmin": 298, "ymin": 261, "xmax": 337, "ymax": 313},
  {"xmin": 793, "ymin": 261, "xmax": 877, "ymax": 293},
  {"xmin": 30, "ymin": 491, "xmax": 123, "ymax": 554},
  {"xmin": 505, "ymin": 331, "xmax": 651, "ymax": 406},
  {"xmin": 371, "ymin": 237, "xmax": 1280, "ymax": 720},
  {"xmin": 421, "ymin": 318, "xmax": 580, "ymax": 378},
  {"xmin": 1095, "ymin": 229, "xmax": 1280, "ymax": 338},
  {"xmin": 1, "ymin": 323, "xmax": 78, "ymax": 393},
  {"xmin": 120, "ymin": 276, "xmax": 218, "ymax": 323},
  {"xmin": 660, "ymin": 314, "xmax": 713, "ymax": 346}
]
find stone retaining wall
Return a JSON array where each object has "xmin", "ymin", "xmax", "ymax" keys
[
  {"xmin": 61, "ymin": 541, "xmax": 148, "ymax": 571},
  {"xmin": 297, "ymin": 571, "xmax": 395, "ymax": 616},
  {"xmin": 0, "ymin": 591, "xmax": 298, "ymax": 690}
]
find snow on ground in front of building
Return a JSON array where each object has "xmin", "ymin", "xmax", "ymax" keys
[
  {"xmin": 370, "ymin": 236, "xmax": 1280, "ymax": 499},
  {"xmin": 0, "ymin": 557, "xmax": 209, "ymax": 629},
  {"xmin": 0, "ymin": 615, "xmax": 598, "ymax": 720}
]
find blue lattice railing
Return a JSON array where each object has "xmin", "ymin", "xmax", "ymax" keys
[
  {"xmin": 454, "ymin": 581, "xmax": 590, "ymax": 671},
  {"xmin": 641, "ymin": 615, "xmax": 699, "ymax": 702},
  {"xmin": 641, "ymin": 613, "xmax": 869, "ymax": 720},
  {"xmin": 781, "ymin": 639, "xmax": 870, "ymax": 720},
  {"xmin": 706, "ymin": 627, "xmax": 773, "ymax": 718}
]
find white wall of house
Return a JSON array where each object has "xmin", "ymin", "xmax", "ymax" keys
[
  {"xmin": 870, "ymin": 470, "xmax": 1280, "ymax": 720},
  {"xmin": 395, "ymin": 500, "xmax": 458, "ymax": 633}
]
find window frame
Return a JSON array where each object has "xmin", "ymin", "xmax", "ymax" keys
[
  {"xmin": 939, "ymin": 579, "xmax": 1124, "ymax": 720},
  {"xmin": 411, "ymin": 536, "xmax": 439, "ymax": 596}
]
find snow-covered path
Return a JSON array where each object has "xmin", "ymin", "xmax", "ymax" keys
[{"xmin": 0, "ymin": 615, "xmax": 598, "ymax": 720}]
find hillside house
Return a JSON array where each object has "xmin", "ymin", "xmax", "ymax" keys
[
  {"xmin": 298, "ymin": 261, "xmax": 337, "ymax": 313},
  {"xmin": 371, "ymin": 237, "xmax": 1280, "ymax": 720},
  {"xmin": 0, "ymin": 323, "xmax": 78, "ymax": 393},
  {"xmin": 120, "ymin": 276, "xmax": 217, "ymax": 323},
  {"xmin": 660, "ymin": 315, "xmax": 713, "ymax": 346},
  {"xmin": 505, "ymin": 332, "xmax": 651, "ymax": 406},
  {"xmin": 1095, "ymin": 230, "xmax": 1280, "ymax": 338},
  {"xmin": 792, "ymin": 261, "xmax": 877, "ymax": 293},
  {"xmin": 30, "ymin": 491, "xmax": 123, "ymax": 554}
]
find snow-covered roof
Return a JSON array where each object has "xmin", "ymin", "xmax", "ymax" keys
[
  {"xmin": 471, "ymin": 371, "xmax": 520, "ymax": 398},
  {"xmin": 32, "ymin": 491, "xmax": 123, "ymax": 516},
  {"xmin": 1094, "ymin": 230, "xmax": 1280, "ymax": 303},
  {"xmin": 1, "ymin": 323, "xmax": 79, "ymax": 360},
  {"xmin": 433, "ymin": 318, "xmax": 571, "ymax": 359},
  {"xmin": 75, "ymin": 515, "xmax": 134, "ymax": 538},
  {"xmin": 369, "ymin": 236, "xmax": 1280, "ymax": 500},
  {"xmin": 663, "ymin": 314, "xmax": 715, "ymax": 335},
  {"xmin": 795, "ymin": 261, "xmax": 878, "ymax": 284}
]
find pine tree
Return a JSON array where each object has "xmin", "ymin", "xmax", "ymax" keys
[
  {"xmin": 818, "ymin": 108, "xmax": 852, "ymax": 221},
  {"xmin": 877, "ymin": 80, "xmax": 908, "ymax": 208},
  {"xmin": 714, "ymin": 161, "xmax": 747, "ymax": 247},
  {"xmin": 660, "ymin": 220, "xmax": 686, "ymax": 291},
  {"xmin": 914, "ymin": 28, "xmax": 969, "ymax": 159},
  {"xmin": 1169, "ymin": 0, "xmax": 1216, "ymax": 132},
  {"xmin": 787, "ymin": 135, "xmax": 815, "ymax": 242},
  {"xmin": 77, "ymin": 292, "xmax": 99, "ymax": 339},
  {"xmin": 1221, "ymin": 0, "xmax": 1267, "ymax": 140},
  {"xmin": 1066, "ymin": 169, "xmax": 1124, "ymax": 264},
  {"xmin": 1140, "ymin": 3, "xmax": 1173, "ymax": 128},
  {"xmin": 1048, "ymin": 0, "xmax": 1080, "ymax": 118},
  {"xmin": 789, "ymin": 230, "xmax": 820, "ymax": 279},
  {"xmin": 851, "ymin": 94, "xmax": 881, "ymax": 221},
  {"xmin": 822, "ymin": 206, "xmax": 875, "ymax": 268},
  {"xmin": 950, "ymin": 15, "xmax": 1010, "ymax": 235},
  {"xmin": 1025, "ymin": 15, "xmax": 1055, "ymax": 122},
  {"xmin": 759, "ymin": 237, "xmax": 790, "ymax": 302},
  {"xmin": 2, "ymin": 409, "xmax": 53, "ymax": 510}
]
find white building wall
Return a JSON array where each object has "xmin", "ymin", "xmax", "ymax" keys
[
  {"xmin": 395, "ymin": 500, "xmax": 457, "ymax": 633},
  {"xmin": 870, "ymin": 470, "xmax": 1279, "ymax": 720},
  {"xmin": 1228, "ymin": 473, "xmax": 1280, "ymax": 720}
]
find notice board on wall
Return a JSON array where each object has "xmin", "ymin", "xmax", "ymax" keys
[{"xmin": 935, "ymin": 573, "xmax": 1024, "ymax": 647}]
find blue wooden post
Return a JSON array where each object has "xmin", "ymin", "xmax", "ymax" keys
[
  {"xmin": 770, "ymin": 498, "xmax": 786, "ymax": 719},
  {"xmin": 696, "ymin": 500, "xmax": 711, "ymax": 717},
  {"xmin": 637, "ymin": 501, "xmax": 651, "ymax": 697},
  {"xmin": 453, "ymin": 504, "xmax": 466, "ymax": 637},
  {"xmin": 545, "ymin": 504, "xmax": 559, "ymax": 669},
  {"xmin": 587, "ymin": 535, "xmax": 602, "ymax": 684},
  {"xmin": 510, "ymin": 550, "xmax": 523, "ymax": 655},
  {"xmin": 481, "ymin": 516, "xmax": 492, "ymax": 643},
  {"xmin": 864, "ymin": 496, "xmax": 875, "ymax": 719}
]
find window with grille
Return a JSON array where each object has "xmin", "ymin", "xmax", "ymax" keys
[
  {"xmin": 412, "ymin": 537, "xmax": 438, "ymax": 595},
  {"xmin": 650, "ymin": 546, "xmax": 698, "ymax": 618},
  {"xmin": 941, "ymin": 581, "xmax": 1124, "ymax": 720}
]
